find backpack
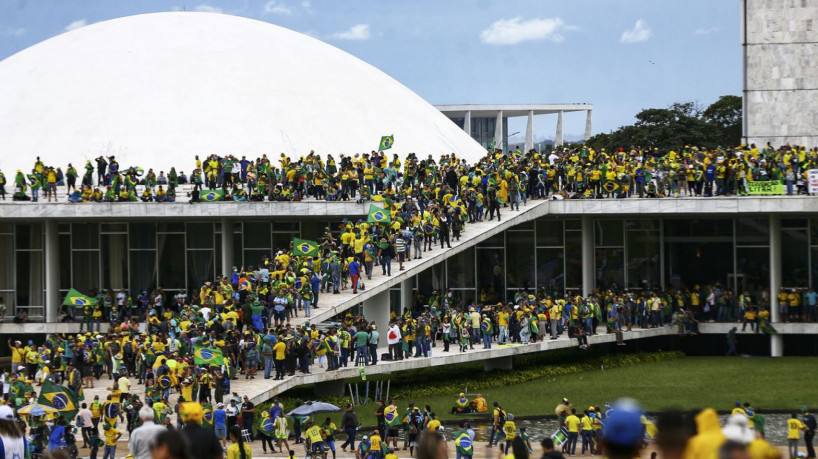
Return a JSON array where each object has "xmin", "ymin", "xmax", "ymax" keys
[{"xmin": 497, "ymin": 409, "xmax": 507, "ymax": 427}]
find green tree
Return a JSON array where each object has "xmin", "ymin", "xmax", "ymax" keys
[{"xmin": 702, "ymin": 95, "xmax": 742, "ymax": 147}]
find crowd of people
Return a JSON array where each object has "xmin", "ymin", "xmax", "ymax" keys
[{"xmin": 1, "ymin": 142, "xmax": 817, "ymax": 203}]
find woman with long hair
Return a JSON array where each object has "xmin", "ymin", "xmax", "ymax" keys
[
  {"xmin": 0, "ymin": 405, "xmax": 26, "ymax": 457},
  {"xmin": 227, "ymin": 425, "xmax": 252, "ymax": 459}
]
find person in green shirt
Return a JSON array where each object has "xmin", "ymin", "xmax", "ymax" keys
[
  {"xmin": 753, "ymin": 408, "xmax": 766, "ymax": 438},
  {"xmin": 353, "ymin": 329, "xmax": 369, "ymax": 366}
]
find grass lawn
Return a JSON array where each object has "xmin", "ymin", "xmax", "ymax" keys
[{"xmin": 389, "ymin": 356, "xmax": 818, "ymax": 423}]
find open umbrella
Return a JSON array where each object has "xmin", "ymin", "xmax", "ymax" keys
[
  {"xmin": 18, "ymin": 402, "xmax": 58, "ymax": 417},
  {"xmin": 287, "ymin": 401, "xmax": 341, "ymax": 417}
]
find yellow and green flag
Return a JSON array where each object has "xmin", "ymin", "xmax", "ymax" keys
[
  {"xmin": 367, "ymin": 205, "xmax": 391, "ymax": 224},
  {"xmin": 38, "ymin": 380, "xmax": 79, "ymax": 420},
  {"xmin": 63, "ymin": 288, "xmax": 97, "ymax": 307},
  {"xmin": 193, "ymin": 345, "xmax": 224, "ymax": 366},
  {"xmin": 293, "ymin": 238, "xmax": 320, "ymax": 257},
  {"xmin": 200, "ymin": 189, "xmax": 224, "ymax": 202},
  {"xmin": 379, "ymin": 135, "xmax": 394, "ymax": 151}
]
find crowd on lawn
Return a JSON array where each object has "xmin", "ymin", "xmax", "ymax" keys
[{"xmin": 2, "ymin": 142, "xmax": 818, "ymax": 203}]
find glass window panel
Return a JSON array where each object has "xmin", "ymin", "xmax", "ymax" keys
[
  {"xmin": 536, "ymin": 248, "xmax": 564, "ymax": 294},
  {"xmin": 243, "ymin": 222, "xmax": 271, "ymax": 248},
  {"xmin": 782, "ymin": 228, "xmax": 809, "ymax": 287},
  {"xmin": 157, "ymin": 222, "xmax": 185, "ymax": 233},
  {"xmin": 158, "ymin": 234, "xmax": 185, "ymax": 290},
  {"xmin": 476, "ymin": 248, "xmax": 504, "ymax": 303},
  {"xmin": 15, "ymin": 223, "xmax": 43, "ymax": 250},
  {"xmin": 58, "ymin": 224, "xmax": 71, "ymax": 233},
  {"xmin": 59, "ymin": 234, "xmax": 70, "ymax": 290},
  {"xmin": 129, "ymin": 251, "xmax": 156, "ymax": 294},
  {"xmin": 273, "ymin": 233, "xmax": 299, "ymax": 254},
  {"xmin": 596, "ymin": 248, "xmax": 625, "ymax": 290},
  {"xmin": 510, "ymin": 220, "xmax": 534, "ymax": 230},
  {"xmin": 478, "ymin": 232, "xmax": 504, "ymax": 247},
  {"xmin": 665, "ymin": 239, "xmax": 732, "ymax": 290},
  {"xmin": 129, "ymin": 223, "xmax": 156, "ymax": 249},
  {"xmin": 301, "ymin": 221, "xmax": 328, "ymax": 243},
  {"xmin": 16, "ymin": 251, "xmax": 43, "ymax": 306},
  {"xmin": 564, "ymin": 231, "xmax": 583, "ymax": 290},
  {"xmin": 565, "ymin": 220, "xmax": 582, "ymax": 231},
  {"xmin": 782, "ymin": 218, "xmax": 808, "ymax": 229},
  {"xmin": 506, "ymin": 231, "xmax": 535, "ymax": 289},
  {"xmin": 417, "ymin": 264, "xmax": 445, "ymax": 300},
  {"xmin": 243, "ymin": 250, "xmax": 270, "ymax": 270},
  {"xmin": 233, "ymin": 234, "xmax": 243, "ymax": 268},
  {"xmin": 187, "ymin": 250, "xmax": 215, "ymax": 291},
  {"xmin": 536, "ymin": 219, "xmax": 563, "ymax": 246},
  {"xmin": 627, "ymin": 219, "xmax": 659, "ymax": 230},
  {"xmin": 72, "ymin": 251, "xmax": 100, "ymax": 292},
  {"xmin": 447, "ymin": 247, "xmax": 475, "ymax": 289},
  {"xmin": 71, "ymin": 223, "xmax": 99, "ymax": 249},
  {"xmin": 665, "ymin": 218, "xmax": 732, "ymax": 238},
  {"xmin": 102, "ymin": 234, "xmax": 128, "ymax": 290},
  {"xmin": 0, "ymin": 235, "xmax": 14, "ymax": 289},
  {"xmin": 736, "ymin": 247, "xmax": 769, "ymax": 300},
  {"xmin": 449, "ymin": 290, "xmax": 476, "ymax": 308},
  {"xmin": 0, "ymin": 223, "xmax": 12, "ymax": 234},
  {"xmin": 811, "ymin": 219, "xmax": 818, "ymax": 243},
  {"xmin": 736, "ymin": 218, "xmax": 769, "ymax": 246},
  {"xmin": 101, "ymin": 223, "xmax": 127, "ymax": 233},
  {"xmin": 186, "ymin": 223, "xmax": 214, "ymax": 249},
  {"xmin": 627, "ymin": 230, "xmax": 660, "ymax": 289},
  {"xmin": 273, "ymin": 222, "xmax": 300, "ymax": 232},
  {"xmin": 595, "ymin": 220, "xmax": 624, "ymax": 247},
  {"xmin": 215, "ymin": 237, "xmax": 222, "ymax": 277}
]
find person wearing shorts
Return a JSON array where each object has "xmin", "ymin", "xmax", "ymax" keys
[
  {"xmin": 321, "ymin": 417, "xmax": 337, "ymax": 459},
  {"xmin": 305, "ymin": 420, "xmax": 327, "ymax": 459},
  {"xmin": 213, "ymin": 403, "xmax": 227, "ymax": 447}
]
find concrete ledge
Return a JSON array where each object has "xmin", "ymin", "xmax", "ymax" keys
[{"xmin": 699, "ymin": 322, "xmax": 818, "ymax": 334}]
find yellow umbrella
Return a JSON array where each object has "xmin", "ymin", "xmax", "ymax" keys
[{"xmin": 17, "ymin": 402, "xmax": 58, "ymax": 417}]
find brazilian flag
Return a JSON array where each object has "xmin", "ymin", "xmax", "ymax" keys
[
  {"xmin": 602, "ymin": 181, "xmax": 620, "ymax": 193},
  {"xmin": 193, "ymin": 345, "xmax": 225, "ymax": 366},
  {"xmin": 38, "ymin": 380, "xmax": 79, "ymax": 420},
  {"xmin": 260, "ymin": 415, "xmax": 275, "ymax": 434},
  {"xmin": 293, "ymin": 238, "xmax": 320, "ymax": 257},
  {"xmin": 367, "ymin": 204, "xmax": 391, "ymax": 224},
  {"xmin": 203, "ymin": 403, "xmax": 214, "ymax": 428},
  {"xmin": 378, "ymin": 135, "xmax": 394, "ymax": 151},
  {"xmin": 384, "ymin": 405, "xmax": 401, "ymax": 427},
  {"xmin": 200, "ymin": 189, "xmax": 224, "ymax": 202},
  {"xmin": 63, "ymin": 288, "xmax": 97, "ymax": 307}
]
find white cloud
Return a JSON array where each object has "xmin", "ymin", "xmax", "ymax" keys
[
  {"xmin": 194, "ymin": 5, "xmax": 223, "ymax": 13},
  {"xmin": 263, "ymin": 1, "xmax": 292, "ymax": 15},
  {"xmin": 479, "ymin": 17, "xmax": 574, "ymax": 45},
  {"xmin": 4, "ymin": 27, "xmax": 26, "ymax": 37},
  {"xmin": 694, "ymin": 27, "xmax": 720, "ymax": 35},
  {"xmin": 64, "ymin": 19, "xmax": 87, "ymax": 32},
  {"xmin": 330, "ymin": 24, "xmax": 370, "ymax": 41},
  {"xmin": 301, "ymin": 0, "xmax": 311, "ymax": 8},
  {"xmin": 620, "ymin": 19, "xmax": 653, "ymax": 43}
]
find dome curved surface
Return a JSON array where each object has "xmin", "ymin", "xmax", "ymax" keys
[{"xmin": 0, "ymin": 12, "xmax": 484, "ymax": 174}]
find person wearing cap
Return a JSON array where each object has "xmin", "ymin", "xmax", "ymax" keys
[
  {"xmin": 214, "ymin": 402, "xmax": 228, "ymax": 447},
  {"xmin": 6, "ymin": 339, "xmax": 25, "ymax": 374},
  {"xmin": 598, "ymin": 400, "xmax": 645, "ymax": 459},
  {"xmin": 0, "ymin": 405, "xmax": 26, "ymax": 457}
]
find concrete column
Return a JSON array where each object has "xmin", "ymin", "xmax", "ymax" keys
[
  {"xmin": 584, "ymin": 110, "xmax": 593, "ymax": 141},
  {"xmin": 45, "ymin": 220, "xmax": 60, "ymax": 323},
  {"xmin": 363, "ymin": 289, "xmax": 390, "ymax": 348},
  {"xmin": 581, "ymin": 216, "xmax": 594, "ymax": 297},
  {"xmin": 221, "ymin": 218, "xmax": 234, "ymax": 278},
  {"xmin": 555, "ymin": 111, "xmax": 564, "ymax": 147},
  {"xmin": 494, "ymin": 110, "xmax": 504, "ymax": 151},
  {"xmin": 769, "ymin": 215, "xmax": 783, "ymax": 357},
  {"xmin": 463, "ymin": 111, "xmax": 471, "ymax": 136},
  {"xmin": 484, "ymin": 356, "xmax": 513, "ymax": 371},
  {"xmin": 524, "ymin": 110, "xmax": 534, "ymax": 152},
  {"xmin": 400, "ymin": 278, "xmax": 413, "ymax": 313}
]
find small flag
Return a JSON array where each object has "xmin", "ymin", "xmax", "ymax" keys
[
  {"xmin": 367, "ymin": 205, "xmax": 391, "ymax": 224},
  {"xmin": 293, "ymin": 238, "xmax": 320, "ymax": 257},
  {"xmin": 62, "ymin": 288, "xmax": 97, "ymax": 307},
  {"xmin": 200, "ymin": 189, "xmax": 224, "ymax": 202},
  {"xmin": 602, "ymin": 181, "xmax": 620, "ymax": 193},
  {"xmin": 38, "ymin": 380, "xmax": 79, "ymax": 420},
  {"xmin": 379, "ymin": 135, "xmax": 394, "ymax": 151},
  {"xmin": 193, "ymin": 346, "xmax": 225, "ymax": 366}
]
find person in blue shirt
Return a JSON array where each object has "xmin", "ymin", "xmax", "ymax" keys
[
  {"xmin": 311, "ymin": 272, "xmax": 322, "ymax": 308},
  {"xmin": 349, "ymin": 258, "xmax": 362, "ymax": 294},
  {"xmin": 805, "ymin": 288, "xmax": 818, "ymax": 323},
  {"xmin": 214, "ymin": 402, "xmax": 228, "ymax": 448}
]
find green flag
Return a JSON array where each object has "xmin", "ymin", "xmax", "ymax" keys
[
  {"xmin": 200, "ymin": 189, "xmax": 224, "ymax": 202},
  {"xmin": 38, "ymin": 380, "xmax": 80, "ymax": 420},
  {"xmin": 367, "ymin": 205, "xmax": 391, "ymax": 224},
  {"xmin": 379, "ymin": 135, "xmax": 394, "ymax": 151},
  {"xmin": 293, "ymin": 238, "xmax": 320, "ymax": 257},
  {"xmin": 63, "ymin": 288, "xmax": 97, "ymax": 307}
]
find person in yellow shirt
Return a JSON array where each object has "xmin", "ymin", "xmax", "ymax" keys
[
  {"xmin": 227, "ymin": 425, "xmax": 253, "ymax": 459},
  {"xmin": 102, "ymin": 422, "xmax": 121, "ymax": 458},
  {"xmin": 7, "ymin": 339, "xmax": 25, "ymax": 374},
  {"xmin": 273, "ymin": 339, "xmax": 286, "ymax": 380},
  {"xmin": 580, "ymin": 410, "xmax": 596, "ymax": 455},
  {"xmin": 564, "ymin": 409, "xmax": 581, "ymax": 456},
  {"xmin": 497, "ymin": 309, "xmax": 510, "ymax": 344},
  {"xmin": 502, "ymin": 413, "xmax": 517, "ymax": 454},
  {"xmin": 788, "ymin": 413, "xmax": 805, "ymax": 458},
  {"xmin": 305, "ymin": 420, "xmax": 327, "ymax": 459},
  {"xmin": 426, "ymin": 414, "xmax": 441, "ymax": 432}
]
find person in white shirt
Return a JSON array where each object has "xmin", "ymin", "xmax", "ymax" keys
[
  {"xmin": 0, "ymin": 405, "xmax": 25, "ymax": 458},
  {"xmin": 200, "ymin": 306, "xmax": 212, "ymax": 321},
  {"xmin": 386, "ymin": 321, "xmax": 402, "ymax": 361},
  {"xmin": 128, "ymin": 406, "xmax": 166, "ymax": 459},
  {"xmin": 77, "ymin": 403, "xmax": 94, "ymax": 448}
]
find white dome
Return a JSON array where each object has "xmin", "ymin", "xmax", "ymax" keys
[{"xmin": 0, "ymin": 12, "xmax": 484, "ymax": 175}]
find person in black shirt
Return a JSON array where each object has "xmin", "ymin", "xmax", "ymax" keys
[
  {"xmin": 241, "ymin": 396, "xmax": 255, "ymax": 441},
  {"xmin": 180, "ymin": 403, "xmax": 224, "ymax": 459}
]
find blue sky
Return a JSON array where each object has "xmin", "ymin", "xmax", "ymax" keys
[{"xmin": 0, "ymin": 0, "xmax": 740, "ymax": 140}]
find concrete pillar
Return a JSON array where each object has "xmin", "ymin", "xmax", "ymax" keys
[
  {"xmin": 584, "ymin": 110, "xmax": 593, "ymax": 141},
  {"xmin": 555, "ymin": 111, "xmax": 564, "ymax": 147},
  {"xmin": 769, "ymin": 215, "xmax": 783, "ymax": 357},
  {"xmin": 400, "ymin": 278, "xmax": 413, "ymax": 313},
  {"xmin": 463, "ymin": 111, "xmax": 471, "ymax": 137},
  {"xmin": 581, "ymin": 216, "xmax": 594, "ymax": 297},
  {"xmin": 484, "ymin": 356, "xmax": 513, "ymax": 371},
  {"xmin": 314, "ymin": 379, "xmax": 346, "ymax": 397},
  {"xmin": 45, "ymin": 220, "xmax": 60, "ymax": 323},
  {"xmin": 494, "ymin": 110, "xmax": 504, "ymax": 151},
  {"xmin": 363, "ymin": 289, "xmax": 390, "ymax": 348},
  {"xmin": 525, "ymin": 110, "xmax": 534, "ymax": 152},
  {"xmin": 221, "ymin": 218, "xmax": 234, "ymax": 278}
]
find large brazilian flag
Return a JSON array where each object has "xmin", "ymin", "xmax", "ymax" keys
[
  {"xmin": 63, "ymin": 288, "xmax": 97, "ymax": 307},
  {"xmin": 193, "ymin": 345, "xmax": 225, "ymax": 366},
  {"xmin": 38, "ymin": 380, "xmax": 79, "ymax": 420},
  {"xmin": 293, "ymin": 238, "xmax": 319, "ymax": 257},
  {"xmin": 200, "ymin": 189, "xmax": 224, "ymax": 202},
  {"xmin": 367, "ymin": 204, "xmax": 391, "ymax": 224},
  {"xmin": 378, "ymin": 135, "xmax": 394, "ymax": 151}
]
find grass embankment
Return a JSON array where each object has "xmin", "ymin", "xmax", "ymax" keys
[{"xmin": 258, "ymin": 355, "xmax": 818, "ymax": 427}]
